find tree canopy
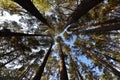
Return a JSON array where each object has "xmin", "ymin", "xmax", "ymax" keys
[{"xmin": 0, "ymin": 0, "xmax": 120, "ymax": 80}]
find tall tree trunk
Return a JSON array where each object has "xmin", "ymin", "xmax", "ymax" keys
[
  {"xmin": 14, "ymin": 0, "xmax": 52, "ymax": 29},
  {"xmin": 0, "ymin": 29, "xmax": 50, "ymax": 37},
  {"xmin": 33, "ymin": 43, "xmax": 53, "ymax": 80},
  {"xmin": 65, "ymin": 0, "xmax": 104, "ymax": 27},
  {"xmin": 80, "ymin": 24, "xmax": 120, "ymax": 34},
  {"xmin": 59, "ymin": 43, "xmax": 69, "ymax": 80},
  {"xmin": 69, "ymin": 18, "xmax": 120, "ymax": 32},
  {"xmin": 46, "ymin": 73, "xmax": 49, "ymax": 80}
]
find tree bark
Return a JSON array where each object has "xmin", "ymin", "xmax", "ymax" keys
[
  {"xmin": 59, "ymin": 43, "xmax": 69, "ymax": 80},
  {"xmin": 80, "ymin": 24, "xmax": 120, "ymax": 34},
  {"xmin": 33, "ymin": 43, "xmax": 53, "ymax": 80},
  {"xmin": 0, "ymin": 29, "xmax": 50, "ymax": 37},
  {"xmin": 14, "ymin": 0, "xmax": 52, "ymax": 28},
  {"xmin": 68, "ymin": 18, "xmax": 120, "ymax": 32},
  {"xmin": 65, "ymin": 0, "xmax": 104, "ymax": 27}
]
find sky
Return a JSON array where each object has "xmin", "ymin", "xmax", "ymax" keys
[{"xmin": 0, "ymin": 11, "xmax": 21, "ymax": 23}]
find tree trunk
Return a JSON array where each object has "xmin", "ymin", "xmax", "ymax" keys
[
  {"xmin": 14, "ymin": 0, "xmax": 52, "ymax": 28},
  {"xmin": 0, "ymin": 29, "xmax": 50, "ymax": 37},
  {"xmin": 65, "ymin": 0, "xmax": 104, "ymax": 27},
  {"xmin": 33, "ymin": 43, "xmax": 53, "ymax": 80},
  {"xmin": 59, "ymin": 43, "xmax": 69, "ymax": 80},
  {"xmin": 80, "ymin": 24, "xmax": 120, "ymax": 34}
]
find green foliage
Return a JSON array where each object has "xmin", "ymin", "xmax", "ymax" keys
[
  {"xmin": 33, "ymin": 0, "xmax": 51, "ymax": 13},
  {"xmin": 0, "ymin": 0, "xmax": 21, "ymax": 14}
]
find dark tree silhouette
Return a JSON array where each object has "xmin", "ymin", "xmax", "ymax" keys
[
  {"xmin": 59, "ymin": 43, "xmax": 69, "ymax": 80},
  {"xmin": 0, "ymin": 29, "xmax": 50, "ymax": 37},
  {"xmin": 66, "ymin": 0, "xmax": 104, "ymax": 26},
  {"xmin": 33, "ymin": 43, "xmax": 53, "ymax": 80},
  {"xmin": 14, "ymin": 0, "xmax": 52, "ymax": 28}
]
